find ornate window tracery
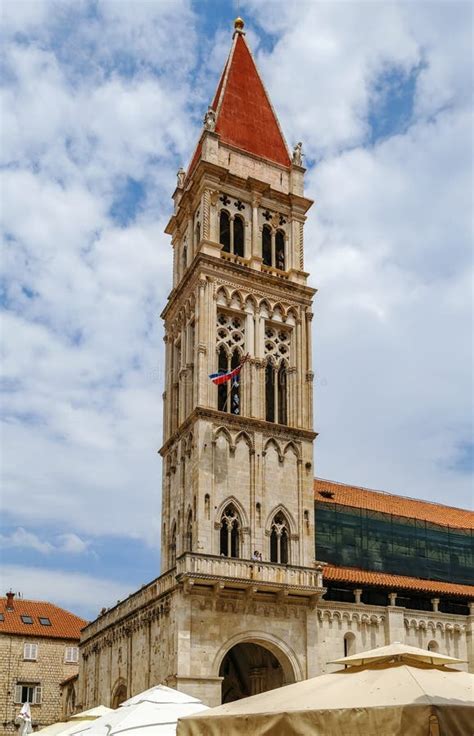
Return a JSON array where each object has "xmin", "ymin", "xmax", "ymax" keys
[
  {"xmin": 270, "ymin": 512, "xmax": 289, "ymax": 564},
  {"xmin": 264, "ymin": 327, "xmax": 290, "ymax": 424},
  {"xmin": 220, "ymin": 504, "xmax": 241, "ymax": 558}
]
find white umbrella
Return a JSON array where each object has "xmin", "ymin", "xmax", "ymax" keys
[
  {"xmin": 35, "ymin": 706, "xmax": 113, "ymax": 735},
  {"xmin": 16, "ymin": 703, "xmax": 33, "ymax": 736},
  {"xmin": 120, "ymin": 685, "xmax": 202, "ymax": 707},
  {"xmin": 71, "ymin": 686, "xmax": 208, "ymax": 736}
]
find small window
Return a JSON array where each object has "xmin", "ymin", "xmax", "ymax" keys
[
  {"xmin": 15, "ymin": 683, "xmax": 42, "ymax": 705},
  {"xmin": 0, "ymin": 613, "xmax": 4, "ymax": 621},
  {"xmin": 23, "ymin": 643, "xmax": 38, "ymax": 661},
  {"xmin": 39, "ymin": 617, "xmax": 51, "ymax": 626},
  {"xmin": 21, "ymin": 616, "xmax": 33, "ymax": 625},
  {"xmin": 65, "ymin": 646, "xmax": 79, "ymax": 664}
]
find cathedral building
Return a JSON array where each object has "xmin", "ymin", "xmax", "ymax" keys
[{"xmin": 79, "ymin": 18, "xmax": 474, "ymax": 708}]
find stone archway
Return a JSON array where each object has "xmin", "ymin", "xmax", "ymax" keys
[
  {"xmin": 218, "ymin": 639, "xmax": 297, "ymax": 704},
  {"xmin": 111, "ymin": 681, "xmax": 127, "ymax": 708}
]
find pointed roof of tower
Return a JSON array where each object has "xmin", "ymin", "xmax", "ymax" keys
[{"xmin": 187, "ymin": 19, "xmax": 291, "ymax": 177}]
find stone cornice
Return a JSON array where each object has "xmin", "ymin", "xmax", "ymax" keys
[
  {"xmin": 161, "ymin": 251, "xmax": 316, "ymax": 322},
  {"xmin": 159, "ymin": 407, "xmax": 317, "ymax": 456}
]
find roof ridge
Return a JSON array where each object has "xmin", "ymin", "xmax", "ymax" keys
[{"xmin": 314, "ymin": 477, "xmax": 473, "ymax": 516}]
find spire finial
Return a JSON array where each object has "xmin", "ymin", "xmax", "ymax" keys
[{"xmin": 233, "ymin": 16, "xmax": 245, "ymax": 34}]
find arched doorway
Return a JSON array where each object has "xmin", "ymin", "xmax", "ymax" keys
[
  {"xmin": 111, "ymin": 681, "xmax": 127, "ymax": 708},
  {"xmin": 219, "ymin": 641, "xmax": 296, "ymax": 704}
]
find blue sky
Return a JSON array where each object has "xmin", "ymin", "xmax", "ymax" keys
[{"xmin": 1, "ymin": 0, "xmax": 472, "ymax": 620}]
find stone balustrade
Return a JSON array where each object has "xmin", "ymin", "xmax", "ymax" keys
[{"xmin": 176, "ymin": 552, "xmax": 324, "ymax": 594}]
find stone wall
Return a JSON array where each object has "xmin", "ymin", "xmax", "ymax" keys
[
  {"xmin": 80, "ymin": 571, "xmax": 473, "ymax": 709},
  {"xmin": 0, "ymin": 635, "xmax": 79, "ymax": 735}
]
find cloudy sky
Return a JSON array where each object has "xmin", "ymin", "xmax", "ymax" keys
[{"xmin": 1, "ymin": 0, "xmax": 472, "ymax": 620}]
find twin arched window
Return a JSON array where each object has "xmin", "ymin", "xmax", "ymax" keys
[
  {"xmin": 265, "ymin": 361, "xmax": 288, "ymax": 425},
  {"xmin": 262, "ymin": 226, "xmax": 285, "ymax": 270},
  {"xmin": 220, "ymin": 504, "xmax": 241, "ymax": 558},
  {"xmin": 270, "ymin": 512, "xmax": 289, "ymax": 564},
  {"xmin": 220, "ymin": 210, "xmax": 244, "ymax": 257}
]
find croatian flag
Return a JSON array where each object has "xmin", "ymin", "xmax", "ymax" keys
[{"xmin": 209, "ymin": 364, "xmax": 243, "ymax": 386}]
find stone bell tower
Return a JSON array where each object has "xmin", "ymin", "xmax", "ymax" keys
[
  {"xmin": 161, "ymin": 16, "xmax": 316, "ymax": 573},
  {"xmin": 79, "ymin": 19, "xmax": 326, "ymax": 711}
]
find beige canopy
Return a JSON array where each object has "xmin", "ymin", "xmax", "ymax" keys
[{"xmin": 177, "ymin": 644, "xmax": 474, "ymax": 736}]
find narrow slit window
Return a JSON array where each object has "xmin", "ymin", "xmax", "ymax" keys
[
  {"xmin": 278, "ymin": 363, "xmax": 288, "ymax": 425},
  {"xmin": 275, "ymin": 230, "xmax": 285, "ymax": 270},
  {"xmin": 219, "ymin": 210, "xmax": 231, "ymax": 252},
  {"xmin": 265, "ymin": 362, "xmax": 275, "ymax": 422},
  {"xmin": 233, "ymin": 216, "xmax": 244, "ymax": 257},
  {"xmin": 262, "ymin": 225, "xmax": 272, "ymax": 266}
]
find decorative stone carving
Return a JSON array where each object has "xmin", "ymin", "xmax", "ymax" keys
[
  {"xmin": 176, "ymin": 167, "xmax": 186, "ymax": 189},
  {"xmin": 292, "ymin": 141, "xmax": 303, "ymax": 166},
  {"xmin": 203, "ymin": 106, "xmax": 216, "ymax": 131}
]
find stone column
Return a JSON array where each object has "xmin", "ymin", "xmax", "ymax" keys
[
  {"xmin": 249, "ymin": 667, "xmax": 266, "ymax": 695},
  {"xmin": 250, "ymin": 193, "xmax": 262, "ymax": 269},
  {"xmin": 197, "ymin": 280, "xmax": 207, "ymax": 406},
  {"xmin": 354, "ymin": 589, "xmax": 363, "ymax": 604},
  {"xmin": 388, "ymin": 592, "xmax": 397, "ymax": 607},
  {"xmin": 384, "ymin": 604, "xmax": 406, "ymax": 645},
  {"xmin": 431, "ymin": 598, "xmax": 440, "ymax": 613},
  {"xmin": 467, "ymin": 604, "xmax": 474, "ymax": 673}
]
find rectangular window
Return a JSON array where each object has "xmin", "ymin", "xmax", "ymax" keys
[
  {"xmin": 21, "ymin": 616, "xmax": 33, "ymax": 624},
  {"xmin": 39, "ymin": 617, "xmax": 51, "ymax": 626},
  {"xmin": 15, "ymin": 684, "xmax": 41, "ymax": 705},
  {"xmin": 0, "ymin": 613, "xmax": 4, "ymax": 621},
  {"xmin": 23, "ymin": 643, "xmax": 38, "ymax": 661},
  {"xmin": 65, "ymin": 646, "xmax": 79, "ymax": 663}
]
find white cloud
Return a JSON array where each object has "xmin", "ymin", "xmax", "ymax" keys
[
  {"xmin": 0, "ymin": 528, "xmax": 54, "ymax": 554},
  {"xmin": 0, "ymin": 0, "xmax": 471, "ymax": 601},
  {"xmin": 0, "ymin": 528, "xmax": 91, "ymax": 555},
  {"xmin": 2, "ymin": 564, "xmax": 132, "ymax": 619}
]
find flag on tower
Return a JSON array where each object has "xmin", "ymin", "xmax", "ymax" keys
[{"xmin": 209, "ymin": 354, "xmax": 249, "ymax": 385}]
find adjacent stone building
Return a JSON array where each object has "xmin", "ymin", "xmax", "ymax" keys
[
  {"xmin": 0, "ymin": 592, "xmax": 86, "ymax": 734},
  {"xmin": 79, "ymin": 17, "xmax": 474, "ymax": 710}
]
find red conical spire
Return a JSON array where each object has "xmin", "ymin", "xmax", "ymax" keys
[{"xmin": 187, "ymin": 19, "xmax": 291, "ymax": 177}]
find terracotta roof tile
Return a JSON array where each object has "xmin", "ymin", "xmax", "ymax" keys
[
  {"xmin": 0, "ymin": 598, "xmax": 87, "ymax": 639},
  {"xmin": 323, "ymin": 565, "xmax": 474, "ymax": 599},
  {"xmin": 314, "ymin": 478, "xmax": 473, "ymax": 530},
  {"xmin": 187, "ymin": 31, "xmax": 291, "ymax": 179},
  {"xmin": 212, "ymin": 34, "xmax": 291, "ymax": 168}
]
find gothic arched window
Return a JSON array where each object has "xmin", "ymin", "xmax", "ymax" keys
[
  {"xmin": 233, "ymin": 215, "xmax": 244, "ymax": 257},
  {"xmin": 262, "ymin": 224, "xmax": 272, "ymax": 266},
  {"xmin": 219, "ymin": 210, "xmax": 231, "ymax": 252},
  {"xmin": 220, "ymin": 504, "xmax": 241, "ymax": 558},
  {"xmin": 270, "ymin": 512, "xmax": 289, "ymax": 564},
  {"xmin": 185, "ymin": 511, "xmax": 193, "ymax": 552},
  {"xmin": 275, "ymin": 230, "xmax": 285, "ymax": 270},
  {"xmin": 169, "ymin": 522, "xmax": 177, "ymax": 567}
]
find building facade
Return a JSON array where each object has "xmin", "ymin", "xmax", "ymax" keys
[
  {"xmin": 79, "ymin": 18, "xmax": 474, "ymax": 709},
  {"xmin": 0, "ymin": 592, "xmax": 86, "ymax": 734}
]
